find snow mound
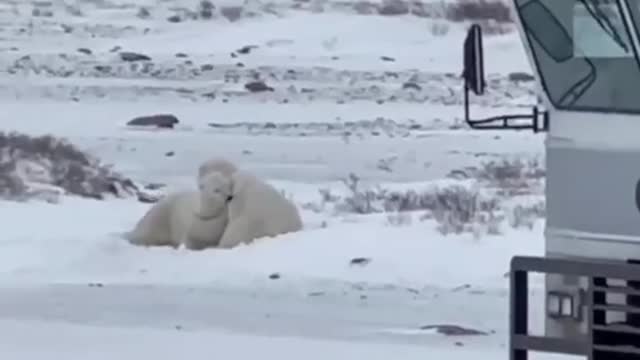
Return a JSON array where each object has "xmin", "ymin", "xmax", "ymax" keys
[{"xmin": 0, "ymin": 132, "xmax": 141, "ymax": 202}]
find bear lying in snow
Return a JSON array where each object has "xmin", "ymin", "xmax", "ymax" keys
[
  {"xmin": 198, "ymin": 160, "xmax": 303, "ymax": 249},
  {"xmin": 125, "ymin": 171, "xmax": 233, "ymax": 250}
]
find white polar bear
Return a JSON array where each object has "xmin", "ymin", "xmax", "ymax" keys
[
  {"xmin": 216, "ymin": 169, "xmax": 304, "ymax": 249},
  {"xmin": 197, "ymin": 157, "xmax": 238, "ymax": 186},
  {"xmin": 125, "ymin": 172, "xmax": 232, "ymax": 250}
]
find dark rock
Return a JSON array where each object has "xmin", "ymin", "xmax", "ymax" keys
[
  {"xmin": 94, "ymin": 65, "xmax": 111, "ymax": 72},
  {"xmin": 349, "ymin": 257, "xmax": 372, "ymax": 266},
  {"xmin": 419, "ymin": 324, "xmax": 489, "ymax": 336},
  {"xmin": 508, "ymin": 72, "xmax": 535, "ymax": 82},
  {"xmin": 127, "ymin": 114, "xmax": 179, "ymax": 128},
  {"xmin": 402, "ymin": 81, "xmax": 421, "ymax": 90},
  {"xmin": 119, "ymin": 51, "xmax": 151, "ymax": 62},
  {"xmin": 245, "ymin": 81, "xmax": 274, "ymax": 92},
  {"xmin": 175, "ymin": 53, "xmax": 188, "ymax": 58},
  {"xmin": 144, "ymin": 183, "xmax": 165, "ymax": 190},
  {"xmin": 237, "ymin": 45, "xmax": 258, "ymax": 54},
  {"xmin": 77, "ymin": 48, "xmax": 92, "ymax": 55},
  {"xmin": 200, "ymin": 64, "xmax": 214, "ymax": 71},
  {"xmin": 167, "ymin": 15, "xmax": 182, "ymax": 23},
  {"xmin": 268, "ymin": 273, "xmax": 281, "ymax": 280},
  {"xmin": 380, "ymin": 56, "xmax": 395, "ymax": 62}
]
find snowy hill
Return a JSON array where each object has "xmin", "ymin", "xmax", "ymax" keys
[{"xmin": 0, "ymin": 0, "xmax": 557, "ymax": 359}]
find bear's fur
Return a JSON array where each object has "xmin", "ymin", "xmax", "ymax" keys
[
  {"xmin": 125, "ymin": 172, "xmax": 232, "ymax": 250},
  {"xmin": 197, "ymin": 157, "xmax": 238, "ymax": 186},
  {"xmin": 216, "ymin": 169, "xmax": 303, "ymax": 249}
]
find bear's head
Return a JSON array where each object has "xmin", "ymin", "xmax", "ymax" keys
[
  {"xmin": 197, "ymin": 157, "xmax": 238, "ymax": 183},
  {"xmin": 197, "ymin": 171, "xmax": 234, "ymax": 218}
]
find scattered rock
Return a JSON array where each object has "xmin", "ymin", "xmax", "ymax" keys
[
  {"xmin": 94, "ymin": 65, "xmax": 111, "ymax": 73},
  {"xmin": 508, "ymin": 72, "xmax": 535, "ymax": 82},
  {"xmin": 237, "ymin": 45, "xmax": 258, "ymax": 54},
  {"xmin": 119, "ymin": 51, "xmax": 151, "ymax": 62},
  {"xmin": 419, "ymin": 324, "xmax": 489, "ymax": 336},
  {"xmin": 349, "ymin": 257, "xmax": 372, "ymax": 267},
  {"xmin": 88, "ymin": 282, "xmax": 104, "ymax": 288},
  {"xmin": 245, "ymin": 81, "xmax": 274, "ymax": 92},
  {"xmin": 402, "ymin": 82, "xmax": 421, "ymax": 91},
  {"xmin": 127, "ymin": 114, "xmax": 179, "ymax": 129},
  {"xmin": 144, "ymin": 183, "xmax": 165, "ymax": 190}
]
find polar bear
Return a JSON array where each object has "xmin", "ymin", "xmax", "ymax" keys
[
  {"xmin": 216, "ymin": 169, "xmax": 304, "ymax": 249},
  {"xmin": 197, "ymin": 157, "xmax": 238, "ymax": 185},
  {"xmin": 125, "ymin": 172, "xmax": 232, "ymax": 250}
]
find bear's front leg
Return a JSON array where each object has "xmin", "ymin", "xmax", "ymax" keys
[{"xmin": 217, "ymin": 217, "xmax": 253, "ymax": 249}]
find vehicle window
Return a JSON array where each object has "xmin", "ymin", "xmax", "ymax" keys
[{"xmin": 515, "ymin": 0, "xmax": 640, "ymax": 113}]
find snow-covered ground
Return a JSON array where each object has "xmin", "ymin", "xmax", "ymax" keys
[{"xmin": 0, "ymin": 0, "xmax": 559, "ymax": 358}]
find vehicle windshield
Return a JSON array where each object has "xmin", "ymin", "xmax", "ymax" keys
[{"xmin": 514, "ymin": 0, "xmax": 640, "ymax": 114}]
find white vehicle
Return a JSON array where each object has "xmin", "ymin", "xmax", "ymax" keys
[{"xmin": 462, "ymin": 1, "xmax": 640, "ymax": 359}]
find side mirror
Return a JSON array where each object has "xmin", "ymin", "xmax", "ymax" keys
[
  {"xmin": 461, "ymin": 23, "xmax": 548, "ymax": 133},
  {"xmin": 463, "ymin": 24, "xmax": 485, "ymax": 96}
]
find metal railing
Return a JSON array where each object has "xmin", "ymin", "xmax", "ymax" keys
[{"xmin": 510, "ymin": 256, "xmax": 640, "ymax": 360}]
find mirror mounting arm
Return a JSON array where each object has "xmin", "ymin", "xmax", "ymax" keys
[{"xmin": 463, "ymin": 81, "xmax": 549, "ymax": 133}]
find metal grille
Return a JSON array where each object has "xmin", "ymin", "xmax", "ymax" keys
[{"xmin": 510, "ymin": 256, "xmax": 640, "ymax": 360}]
